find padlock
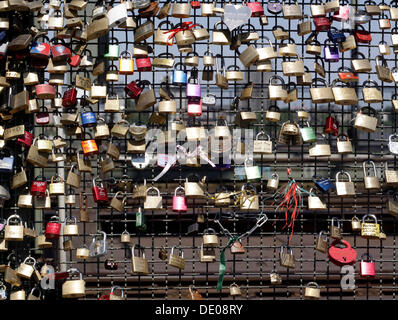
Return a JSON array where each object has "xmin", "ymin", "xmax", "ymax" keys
[
  {"xmin": 363, "ymin": 160, "xmax": 380, "ymax": 190},
  {"xmin": 63, "ymin": 216, "xmax": 78, "ymax": 236},
  {"xmin": 192, "ymin": 23, "xmax": 210, "ymax": 41},
  {"xmin": 335, "ymin": 171, "xmax": 355, "ymax": 196},
  {"xmin": 336, "ymin": 134, "xmax": 353, "ymax": 154},
  {"xmin": 354, "ymin": 106, "xmax": 378, "ymax": 133},
  {"xmin": 168, "ymin": 246, "xmax": 185, "ymax": 270},
  {"xmin": 310, "ymin": 0, "xmax": 325, "ymax": 16},
  {"xmin": 62, "ymin": 268, "xmax": 85, "ymax": 298},
  {"xmin": 62, "ymin": 86, "xmax": 77, "ymax": 108},
  {"xmin": 351, "ymin": 216, "xmax": 362, "ymax": 231},
  {"xmin": 118, "ymin": 50, "xmax": 134, "ymax": 75},
  {"xmin": 282, "ymin": 0, "xmax": 302, "ymax": 19},
  {"xmin": 355, "ymin": 25, "xmax": 372, "ymax": 44},
  {"xmin": 30, "ymin": 35, "xmax": 50, "ymax": 59},
  {"xmin": 4, "ymin": 214, "xmax": 23, "ymax": 241},
  {"xmin": 309, "ymin": 79, "xmax": 335, "ymax": 104},
  {"xmin": 16, "ymin": 256, "xmax": 36, "ymax": 279},
  {"xmin": 314, "ymin": 16, "xmax": 331, "ymax": 32},
  {"xmin": 81, "ymin": 133, "xmax": 98, "ymax": 156},
  {"xmin": 257, "ymin": 37, "xmax": 277, "ymax": 63},
  {"xmin": 11, "ymin": 167, "xmax": 27, "ymax": 190},
  {"xmin": 298, "ymin": 121, "xmax": 316, "ymax": 143},
  {"xmin": 107, "ymin": 2, "xmax": 127, "ymax": 28},
  {"xmin": 267, "ymin": 0, "xmax": 282, "ymax": 13},
  {"xmin": 305, "ymin": 282, "xmax": 321, "ymax": 299},
  {"xmin": 95, "ymin": 118, "xmax": 110, "ymax": 139},
  {"xmin": 104, "ymin": 258, "xmax": 118, "ymax": 271},
  {"xmin": 66, "ymin": 165, "xmax": 81, "ymax": 189},
  {"xmin": 76, "ymin": 245, "xmax": 89, "ymax": 259},
  {"xmin": 279, "ymin": 245, "xmax": 295, "ymax": 269},
  {"xmin": 266, "ymin": 173, "xmax": 279, "ymax": 190},
  {"xmin": 375, "ymin": 55, "xmax": 393, "ymax": 82},
  {"xmin": 172, "ymin": 186, "xmax": 187, "ymax": 212},
  {"xmin": 389, "ymin": 133, "xmax": 398, "ymax": 155},
  {"xmin": 324, "ymin": 39, "xmax": 339, "ymax": 62},
  {"xmin": 184, "ymin": 175, "xmax": 205, "ymax": 198},
  {"xmin": 89, "ymin": 231, "xmax": 108, "ymax": 257},
  {"xmin": 269, "ymin": 75, "xmax": 287, "ymax": 101},
  {"xmin": 362, "ymin": 80, "xmax": 382, "ymax": 103},
  {"xmin": 329, "ymin": 217, "xmax": 342, "ymax": 240},
  {"xmin": 361, "ymin": 214, "xmax": 380, "ymax": 240},
  {"xmin": 379, "ymin": 40, "xmax": 391, "ymax": 55},
  {"xmin": 109, "ymin": 286, "xmax": 125, "ymax": 300},
  {"xmin": 92, "ymin": 177, "xmax": 109, "ymax": 203},
  {"xmin": 229, "ymin": 283, "xmax": 242, "ymax": 296},
  {"xmin": 45, "ymin": 216, "xmax": 61, "ymax": 239},
  {"xmin": 144, "ymin": 187, "xmax": 163, "ymax": 210},
  {"xmin": 324, "ymin": 115, "xmax": 339, "ymax": 136},
  {"xmin": 332, "ymin": 79, "xmax": 358, "ymax": 105},
  {"xmin": 240, "ymin": 184, "xmax": 259, "ymax": 211},
  {"xmin": 379, "ymin": 14, "xmax": 391, "ymax": 29},
  {"xmin": 270, "ymin": 272, "xmax": 282, "ymax": 285},
  {"xmin": 306, "ymin": 38, "xmax": 322, "ymax": 55},
  {"xmin": 136, "ymin": 80, "xmax": 156, "ymax": 111},
  {"xmin": 215, "ymin": 54, "xmax": 228, "ymax": 89},
  {"xmin": 200, "ymin": 243, "xmax": 216, "ymax": 262},
  {"xmin": 27, "ymin": 287, "xmax": 41, "ymax": 301},
  {"xmin": 80, "ymin": 106, "xmax": 97, "ymax": 128},
  {"xmin": 385, "ymin": 162, "xmax": 398, "ymax": 186},
  {"xmin": 314, "ymin": 56, "xmax": 326, "ymax": 78},
  {"xmin": 18, "ymin": 191, "xmax": 33, "ymax": 208},
  {"xmin": 186, "ymin": 68, "xmax": 201, "ymax": 100},
  {"xmin": 315, "ymin": 231, "xmax": 328, "ymax": 253},
  {"xmin": 212, "ymin": 21, "xmax": 231, "ymax": 45},
  {"xmin": 48, "ymin": 10, "xmax": 64, "ymax": 30},
  {"xmin": 360, "ymin": 254, "xmax": 376, "ymax": 278},
  {"xmin": 351, "ymin": 52, "xmax": 371, "ymax": 73},
  {"xmin": 202, "ymin": 228, "xmax": 218, "ymax": 246},
  {"xmin": 10, "ymin": 289, "xmax": 26, "ymax": 301},
  {"xmin": 308, "ymin": 188, "xmax": 327, "ymax": 210},
  {"xmin": 282, "ymin": 55, "xmax": 304, "ymax": 76},
  {"xmin": 253, "ymin": 132, "xmax": 272, "ymax": 154},
  {"xmin": 65, "ymin": 189, "xmax": 76, "ymax": 205},
  {"xmin": 121, "ymin": 230, "xmax": 131, "ymax": 244},
  {"xmin": 50, "ymin": 38, "xmax": 71, "ymax": 62},
  {"xmin": 48, "ymin": 174, "xmax": 65, "ymax": 195},
  {"xmin": 309, "ymin": 134, "xmax": 331, "ymax": 157},
  {"xmin": 187, "ymin": 99, "xmax": 202, "ymax": 116},
  {"xmin": 265, "ymin": 105, "xmax": 281, "ymax": 122}
]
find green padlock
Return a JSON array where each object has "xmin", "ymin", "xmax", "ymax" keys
[
  {"xmin": 244, "ymin": 158, "xmax": 262, "ymax": 181},
  {"xmin": 136, "ymin": 207, "xmax": 146, "ymax": 231},
  {"xmin": 299, "ymin": 121, "xmax": 317, "ymax": 143},
  {"xmin": 104, "ymin": 37, "xmax": 120, "ymax": 60}
]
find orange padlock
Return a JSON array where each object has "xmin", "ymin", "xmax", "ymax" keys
[
  {"xmin": 119, "ymin": 50, "xmax": 134, "ymax": 75},
  {"xmin": 81, "ymin": 132, "xmax": 98, "ymax": 156}
]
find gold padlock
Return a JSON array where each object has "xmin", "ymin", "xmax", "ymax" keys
[
  {"xmin": 136, "ymin": 81, "xmax": 156, "ymax": 111},
  {"xmin": 229, "ymin": 283, "xmax": 242, "ymax": 296},
  {"xmin": 282, "ymin": 55, "xmax": 305, "ymax": 76},
  {"xmin": 76, "ymin": 245, "xmax": 89, "ymax": 259},
  {"xmin": 200, "ymin": 244, "xmax": 216, "ymax": 262},
  {"xmin": 267, "ymin": 173, "xmax": 280, "ymax": 191},
  {"xmin": 375, "ymin": 55, "xmax": 393, "ymax": 82},
  {"xmin": 279, "ymin": 245, "xmax": 295, "ymax": 269},
  {"xmin": 4, "ymin": 214, "xmax": 24, "ymax": 241},
  {"xmin": 385, "ymin": 162, "xmax": 398, "ymax": 186},
  {"xmin": 110, "ymin": 192, "xmax": 126, "ymax": 212},
  {"xmin": 144, "ymin": 187, "xmax": 163, "ymax": 210},
  {"xmin": 37, "ymin": 234, "xmax": 52, "ymax": 249},
  {"xmin": 63, "ymin": 216, "xmax": 79, "ymax": 236},
  {"xmin": 308, "ymin": 188, "xmax": 327, "ymax": 210},
  {"xmin": 240, "ymin": 184, "xmax": 259, "ymax": 211},
  {"xmin": 270, "ymin": 272, "xmax": 282, "ymax": 285},
  {"xmin": 279, "ymin": 37, "xmax": 298, "ymax": 56},
  {"xmin": 282, "ymin": 0, "xmax": 302, "ymax": 19},
  {"xmin": 253, "ymin": 132, "xmax": 272, "ymax": 154},
  {"xmin": 309, "ymin": 134, "xmax": 331, "ymax": 157},
  {"xmin": 329, "ymin": 217, "xmax": 342, "ymax": 240},
  {"xmin": 315, "ymin": 231, "xmax": 328, "ymax": 253},
  {"xmin": 238, "ymin": 44, "xmax": 259, "ymax": 67},
  {"xmin": 168, "ymin": 246, "xmax": 185, "ymax": 270},
  {"xmin": 305, "ymin": 282, "xmax": 321, "ymax": 299},
  {"xmin": 120, "ymin": 230, "xmax": 131, "ymax": 243},
  {"xmin": 131, "ymin": 244, "xmax": 150, "ymax": 274},
  {"xmin": 354, "ymin": 106, "xmax": 378, "ymax": 133},
  {"xmin": 18, "ymin": 192, "xmax": 33, "ymax": 208},
  {"xmin": 265, "ymin": 105, "xmax": 281, "ymax": 122},
  {"xmin": 16, "ymin": 256, "xmax": 36, "ymax": 279},
  {"xmin": 154, "ymin": 21, "xmax": 174, "ymax": 45},
  {"xmin": 362, "ymin": 80, "xmax": 382, "ymax": 103},
  {"xmin": 331, "ymin": 79, "xmax": 358, "ymax": 105},
  {"xmin": 352, "ymin": 52, "xmax": 372, "ymax": 73},
  {"xmin": 49, "ymin": 174, "xmax": 65, "ymax": 195},
  {"xmin": 171, "ymin": 0, "xmax": 190, "ymax": 18},
  {"xmin": 336, "ymin": 134, "xmax": 353, "ymax": 154},
  {"xmin": 62, "ymin": 268, "xmax": 85, "ymax": 298},
  {"xmin": 212, "ymin": 21, "xmax": 231, "ymax": 45},
  {"xmin": 361, "ymin": 214, "xmax": 380, "ymax": 240},
  {"xmin": 269, "ymin": 75, "xmax": 287, "ymax": 101},
  {"xmin": 202, "ymin": 228, "xmax": 218, "ymax": 246},
  {"xmin": 351, "ymin": 216, "xmax": 362, "ymax": 232}
]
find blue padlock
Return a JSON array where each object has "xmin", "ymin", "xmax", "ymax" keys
[
  {"xmin": 327, "ymin": 27, "xmax": 346, "ymax": 44},
  {"xmin": 80, "ymin": 106, "xmax": 97, "ymax": 127},
  {"xmin": 0, "ymin": 155, "xmax": 14, "ymax": 173},
  {"xmin": 313, "ymin": 175, "xmax": 335, "ymax": 192},
  {"xmin": 172, "ymin": 63, "xmax": 187, "ymax": 86}
]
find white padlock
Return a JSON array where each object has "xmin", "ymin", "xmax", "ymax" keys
[
  {"xmin": 107, "ymin": 2, "xmax": 128, "ymax": 28},
  {"xmin": 389, "ymin": 133, "xmax": 398, "ymax": 155}
]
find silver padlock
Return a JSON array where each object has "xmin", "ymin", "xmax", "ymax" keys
[
  {"xmin": 107, "ymin": 2, "xmax": 128, "ymax": 28},
  {"xmin": 389, "ymin": 133, "xmax": 398, "ymax": 154},
  {"xmin": 267, "ymin": 173, "xmax": 279, "ymax": 190}
]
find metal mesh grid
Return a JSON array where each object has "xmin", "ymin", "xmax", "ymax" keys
[{"xmin": 1, "ymin": 0, "xmax": 398, "ymax": 300}]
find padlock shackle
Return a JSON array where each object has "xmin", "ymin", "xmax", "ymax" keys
[
  {"xmin": 6, "ymin": 214, "xmax": 23, "ymax": 225},
  {"xmin": 362, "ymin": 80, "xmax": 380, "ymax": 89},
  {"xmin": 362, "ymin": 160, "xmax": 377, "ymax": 177},
  {"xmin": 203, "ymin": 228, "xmax": 216, "ymax": 235},
  {"xmin": 66, "ymin": 268, "xmax": 83, "ymax": 280},
  {"xmin": 335, "ymin": 170, "xmax": 352, "ymax": 182},
  {"xmin": 255, "ymin": 131, "xmax": 271, "ymax": 141},
  {"xmin": 306, "ymin": 282, "xmax": 320, "ymax": 289},
  {"xmin": 362, "ymin": 214, "xmax": 378, "ymax": 223},
  {"xmin": 65, "ymin": 216, "xmax": 77, "ymax": 225},
  {"xmin": 132, "ymin": 244, "xmax": 146, "ymax": 259},
  {"xmin": 174, "ymin": 186, "xmax": 185, "ymax": 196},
  {"xmin": 360, "ymin": 253, "xmax": 373, "ymax": 262},
  {"xmin": 337, "ymin": 133, "xmax": 350, "ymax": 142},
  {"xmin": 331, "ymin": 217, "xmax": 340, "ymax": 228},
  {"xmin": 146, "ymin": 186, "xmax": 161, "ymax": 196}
]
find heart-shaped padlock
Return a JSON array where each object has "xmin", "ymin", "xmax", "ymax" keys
[{"xmin": 328, "ymin": 239, "xmax": 357, "ymax": 267}]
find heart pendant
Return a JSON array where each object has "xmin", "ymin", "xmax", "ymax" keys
[{"xmin": 223, "ymin": 4, "xmax": 252, "ymax": 31}]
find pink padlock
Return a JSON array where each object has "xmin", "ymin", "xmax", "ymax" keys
[
  {"xmin": 360, "ymin": 254, "xmax": 375, "ymax": 277},
  {"xmin": 187, "ymin": 99, "xmax": 202, "ymax": 116},
  {"xmin": 186, "ymin": 68, "xmax": 201, "ymax": 101},
  {"xmin": 173, "ymin": 186, "xmax": 187, "ymax": 212},
  {"xmin": 333, "ymin": 5, "xmax": 350, "ymax": 21}
]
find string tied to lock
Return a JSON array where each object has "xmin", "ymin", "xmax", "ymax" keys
[{"xmin": 163, "ymin": 21, "xmax": 198, "ymax": 45}]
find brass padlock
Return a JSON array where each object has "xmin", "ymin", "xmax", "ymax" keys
[
  {"xmin": 351, "ymin": 216, "xmax": 362, "ymax": 232},
  {"xmin": 192, "ymin": 23, "xmax": 210, "ymax": 41},
  {"xmin": 76, "ymin": 245, "xmax": 89, "ymax": 259},
  {"xmin": 202, "ymin": 228, "xmax": 218, "ymax": 246},
  {"xmin": 229, "ymin": 283, "xmax": 242, "ymax": 296},
  {"xmin": 175, "ymin": 24, "xmax": 195, "ymax": 45},
  {"xmin": 154, "ymin": 21, "xmax": 174, "ymax": 45},
  {"xmin": 362, "ymin": 80, "xmax": 382, "ymax": 103},
  {"xmin": 335, "ymin": 171, "xmax": 355, "ymax": 196},
  {"xmin": 269, "ymin": 75, "xmax": 287, "ymax": 101},
  {"xmin": 282, "ymin": 55, "xmax": 305, "ymax": 76},
  {"xmin": 385, "ymin": 162, "xmax": 398, "ymax": 186},
  {"xmin": 200, "ymin": 244, "xmax": 216, "ymax": 262},
  {"xmin": 16, "ymin": 256, "xmax": 36, "ymax": 279},
  {"xmin": 279, "ymin": 37, "xmax": 298, "ymax": 57},
  {"xmin": 363, "ymin": 160, "xmax": 380, "ymax": 190},
  {"xmin": 109, "ymin": 286, "xmax": 126, "ymax": 300},
  {"xmin": 329, "ymin": 217, "xmax": 342, "ymax": 240},
  {"xmin": 212, "ymin": 21, "xmax": 231, "ymax": 45},
  {"xmin": 110, "ymin": 192, "xmax": 126, "ymax": 212},
  {"xmin": 253, "ymin": 132, "xmax": 273, "ymax": 154},
  {"xmin": 18, "ymin": 191, "xmax": 33, "ymax": 208},
  {"xmin": 144, "ymin": 187, "xmax": 163, "ymax": 210},
  {"xmin": 270, "ymin": 272, "xmax": 282, "ymax": 285},
  {"xmin": 5, "ymin": 214, "xmax": 24, "ymax": 241},
  {"xmin": 272, "ymin": 26, "xmax": 289, "ymax": 40},
  {"xmin": 49, "ymin": 174, "xmax": 65, "ymax": 195},
  {"xmin": 62, "ymin": 268, "xmax": 85, "ymax": 298},
  {"xmin": 331, "ymin": 79, "xmax": 358, "ymax": 105},
  {"xmin": 308, "ymin": 188, "xmax": 327, "ymax": 210},
  {"xmin": 131, "ymin": 244, "xmax": 149, "ymax": 274},
  {"xmin": 136, "ymin": 81, "xmax": 156, "ymax": 111},
  {"xmin": 336, "ymin": 134, "xmax": 353, "ymax": 154},
  {"xmin": 354, "ymin": 106, "xmax": 378, "ymax": 133},
  {"xmin": 171, "ymin": 0, "xmax": 190, "ymax": 18},
  {"xmin": 279, "ymin": 245, "xmax": 295, "ymax": 269},
  {"xmin": 63, "ymin": 216, "xmax": 78, "ymax": 236},
  {"xmin": 66, "ymin": 165, "xmax": 81, "ymax": 189},
  {"xmin": 298, "ymin": 14, "xmax": 312, "ymax": 35},
  {"xmin": 121, "ymin": 230, "xmax": 131, "ymax": 243},
  {"xmin": 309, "ymin": 134, "xmax": 331, "ymax": 157},
  {"xmin": 315, "ymin": 231, "xmax": 328, "ymax": 253},
  {"xmin": 111, "ymin": 119, "xmax": 130, "ymax": 138},
  {"xmin": 240, "ymin": 184, "xmax": 259, "ymax": 211},
  {"xmin": 305, "ymin": 282, "xmax": 321, "ymax": 299},
  {"xmin": 375, "ymin": 55, "xmax": 393, "ymax": 82},
  {"xmin": 352, "ymin": 52, "xmax": 372, "ymax": 73},
  {"xmin": 282, "ymin": 0, "xmax": 302, "ymax": 19},
  {"xmin": 361, "ymin": 214, "xmax": 380, "ymax": 240},
  {"xmin": 238, "ymin": 44, "xmax": 259, "ymax": 67},
  {"xmin": 95, "ymin": 118, "xmax": 110, "ymax": 139},
  {"xmin": 168, "ymin": 246, "xmax": 185, "ymax": 270},
  {"xmin": 265, "ymin": 105, "xmax": 281, "ymax": 122}
]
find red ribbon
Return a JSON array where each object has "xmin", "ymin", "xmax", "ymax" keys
[{"xmin": 163, "ymin": 21, "xmax": 198, "ymax": 46}]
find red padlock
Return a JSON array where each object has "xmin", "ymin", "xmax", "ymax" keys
[
  {"xmin": 35, "ymin": 107, "xmax": 50, "ymax": 125},
  {"xmin": 324, "ymin": 115, "xmax": 338, "ymax": 136},
  {"xmin": 338, "ymin": 67, "xmax": 359, "ymax": 83},
  {"xmin": 136, "ymin": 56, "xmax": 152, "ymax": 72},
  {"xmin": 247, "ymin": 1, "xmax": 264, "ymax": 17},
  {"xmin": 50, "ymin": 38, "xmax": 72, "ymax": 62},
  {"xmin": 30, "ymin": 175, "xmax": 47, "ymax": 196},
  {"xmin": 314, "ymin": 17, "xmax": 331, "ymax": 31},
  {"xmin": 332, "ymin": 5, "xmax": 350, "ymax": 21},
  {"xmin": 354, "ymin": 27, "xmax": 372, "ymax": 44},
  {"xmin": 68, "ymin": 54, "xmax": 81, "ymax": 68},
  {"xmin": 125, "ymin": 80, "xmax": 143, "ymax": 99},
  {"xmin": 187, "ymin": 99, "xmax": 202, "ymax": 116},
  {"xmin": 45, "ymin": 216, "xmax": 61, "ymax": 239},
  {"xmin": 92, "ymin": 177, "xmax": 109, "ymax": 203},
  {"xmin": 328, "ymin": 239, "xmax": 357, "ymax": 266},
  {"xmin": 35, "ymin": 83, "xmax": 56, "ymax": 99},
  {"xmin": 81, "ymin": 133, "xmax": 98, "ymax": 156},
  {"xmin": 360, "ymin": 254, "xmax": 376, "ymax": 277},
  {"xmin": 172, "ymin": 186, "xmax": 187, "ymax": 212},
  {"xmin": 62, "ymin": 86, "xmax": 77, "ymax": 108},
  {"xmin": 190, "ymin": 0, "xmax": 200, "ymax": 9},
  {"xmin": 16, "ymin": 131, "xmax": 34, "ymax": 147}
]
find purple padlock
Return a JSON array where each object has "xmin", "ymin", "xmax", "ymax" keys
[
  {"xmin": 324, "ymin": 40, "xmax": 339, "ymax": 62},
  {"xmin": 186, "ymin": 68, "xmax": 201, "ymax": 101}
]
